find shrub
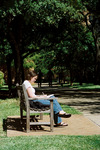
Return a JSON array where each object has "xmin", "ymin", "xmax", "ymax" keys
[{"xmin": 0, "ymin": 71, "xmax": 5, "ymax": 88}]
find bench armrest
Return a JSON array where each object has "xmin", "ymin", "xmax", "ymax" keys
[{"xmin": 28, "ymin": 97, "xmax": 57, "ymax": 101}]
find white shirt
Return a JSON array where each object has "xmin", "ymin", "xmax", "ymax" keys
[{"xmin": 23, "ymin": 80, "xmax": 36, "ymax": 97}]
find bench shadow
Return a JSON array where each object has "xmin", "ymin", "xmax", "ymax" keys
[{"xmin": 3, "ymin": 116, "xmax": 44, "ymax": 132}]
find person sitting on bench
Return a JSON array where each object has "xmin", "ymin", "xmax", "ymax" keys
[{"xmin": 23, "ymin": 70, "xmax": 71, "ymax": 126}]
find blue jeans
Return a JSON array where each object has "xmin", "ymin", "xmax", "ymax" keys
[{"xmin": 33, "ymin": 96, "xmax": 62, "ymax": 124}]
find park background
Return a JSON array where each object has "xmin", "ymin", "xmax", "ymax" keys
[
  {"xmin": 0, "ymin": 1, "xmax": 100, "ymax": 150},
  {"xmin": 0, "ymin": 0, "xmax": 100, "ymax": 92}
]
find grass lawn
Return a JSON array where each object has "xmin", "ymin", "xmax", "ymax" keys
[
  {"xmin": 0, "ymin": 135, "xmax": 100, "ymax": 150},
  {"xmin": 0, "ymin": 97, "xmax": 100, "ymax": 150},
  {"xmin": 63, "ymin": 83, "xmax": 100, "ymax": 90}
]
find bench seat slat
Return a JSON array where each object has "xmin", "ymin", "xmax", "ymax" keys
[
  {"xmin": 30, "ymin": 122, "xmax": 50, "ymax": 125},
  {"xmin": 30, "ymin": 110, "xmax": 50, "ymax": 113}
]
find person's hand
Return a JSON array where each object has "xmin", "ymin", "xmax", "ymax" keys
[
  {"xmin": 37, "ymin": 95, "xmax": 47, "ymax": 98},
  {"xmin": 43, "ymin": 94, "xmax": 47, "ymax": 98}
]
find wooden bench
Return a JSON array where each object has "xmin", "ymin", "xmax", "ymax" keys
[{"xmin": 16, "ymin": 83, "xmax": 54, "ymax": 132}]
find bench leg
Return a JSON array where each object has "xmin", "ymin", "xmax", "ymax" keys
[
  {"xmin": 50, "ymin": 100, "xmax": 54, "ymax": 132},
  {"xmin": 40, "ymin": 113, "xmax": 43, "ymax": 120},
  {"xmin": 26, "ymin": 111, "xmax": 30, "ymax": 133},
  {"xmin": 20, "ymin": 108, "xmax": 23, "ymax": 120}
]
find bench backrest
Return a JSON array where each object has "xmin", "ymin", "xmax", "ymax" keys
[{"xmin": 16, "ymin": 83, "xmax": 30, "ymax": 111}]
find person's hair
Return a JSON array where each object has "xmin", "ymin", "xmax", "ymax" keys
[{"xmin": 27, "ymin": 70, "xmax": 38, "ymax": 80}]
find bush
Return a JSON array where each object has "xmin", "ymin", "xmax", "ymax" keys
[{"xmin": 0, "ymin": 71, "xmax": 5, "ymax": 88}]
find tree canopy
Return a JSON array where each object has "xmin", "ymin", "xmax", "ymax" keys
[{"xmin": 0, "ymin": 0, "xmax": 100, "ymax": 90}]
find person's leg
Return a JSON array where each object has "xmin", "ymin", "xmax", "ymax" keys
[
  {"xmin": 54, "ymin": 113, "xmax": 62, "ymax": 124},
  {"xmin": 50, "ymin": 96, "xmax": 71, "ymax": 118},
  {"xmin": 33, "ymin": 98, "xmax": 62, "ymax": 124},
  {"xmin": 33, "ymin": 96, "xmax": 71, "ymax": 123},
  {"xmin": 34, "ymin": 96, "xmax": 63, "ymax": 114},
  {"xmin": 50, "ymin": 96, "xmax": 62, "ymax": 114}
]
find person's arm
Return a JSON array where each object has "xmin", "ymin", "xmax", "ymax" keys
[
  {"xmin": 27, "ymin": 87, "xmax": 47, "ymax": 99},
  {"xmin": 27, "ymin": 87, "xmax": 36, "ymax": 98}
]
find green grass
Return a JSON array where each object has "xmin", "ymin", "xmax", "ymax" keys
[
  {"xmin": 77, "ymin": 83, "xmax": 100, "ymax": 90},
  {"xmin": 0, "ymin": 98, "xmax": 20, "ymax": 136},
  {"xmin": 60, "ymin": 104, "xmax": 81, "ymax": 114},
  {"xmin": 0, "ymin": 135, "xmax": 100, "ymax": 150},
  {"xmin": 63, "ymin": 83, "xmax": 100, "ymax": 90},
  {"xmin": 0, "ymin": 98, "xmax": 100, "ymax": 150}
]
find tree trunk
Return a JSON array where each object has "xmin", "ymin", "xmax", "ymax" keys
[
  {"xmin": 6, "ymin": 55, "xmax": 12, "ymax": 91},
  {"xmin": 7, "ymin": 15, "xmax": 25, "ymax": 85},
  {"xmin": 14, "ymin": 46, "xmax": 23, "ymax": 84},
  {"xmin": 8, "ymin": 31, "xmax": 24, "ymax": 85},
  {"xmin": 93, "ymin": 18, "xmax": 100, "ymax": 84},
  {"xmin": 70, "ymin": 68, "xmax": 74, "ymax": 86}
]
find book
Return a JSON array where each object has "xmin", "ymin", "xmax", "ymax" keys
[{"xmin": 47, "ymin": 94, "xmax": 54, "ymax": 98}]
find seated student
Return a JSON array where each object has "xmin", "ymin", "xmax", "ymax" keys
[{"xmin": 23, "ymin": 70, "xmax": 71, "ymax": 126}]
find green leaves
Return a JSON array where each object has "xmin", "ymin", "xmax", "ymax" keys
[
  {"xmin": 23, "ymin": 57, "xmax": 36, "ymax": 69},
  {"xmin": 82, "ymin": 0, "xmax": 100, "ymax": 12},
  {"xmin": 0, "ymin": 0, "xmax": 97, "ymax": 84},
  {"xmin": 0, "ymin": 71, "xmax": 5, "ymax": 88},
  {"xmin": 24, "ymin": 0, "xmax": 75, "ymax": 27}
]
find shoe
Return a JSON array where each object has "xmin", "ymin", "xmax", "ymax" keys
[
  {"xmin": 58, "ymin": 113, "xmax": 71, "ymax": 118},
  {"xmin": 56, "ymin": 122, "xmax": 68, "ymax": 127}
]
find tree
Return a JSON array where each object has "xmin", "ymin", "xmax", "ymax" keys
[
  {"xmin": 0, "ymin": 0, "xmax": 98, "ymax": 91},
  {"xmin": 1, "ymin": 0, "xmax": 84, "ymax": 86},
  {"xmin": 81, "ymin": 0, "xmax": 100, "ymax": 84}
]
